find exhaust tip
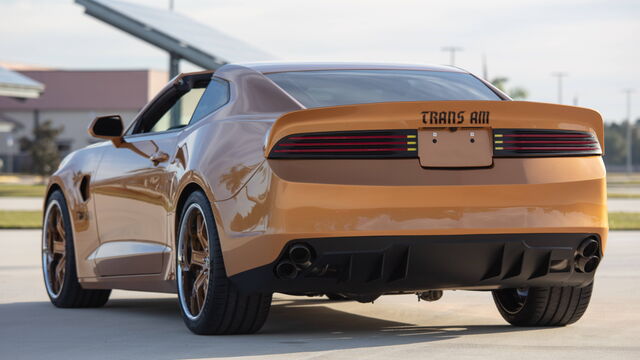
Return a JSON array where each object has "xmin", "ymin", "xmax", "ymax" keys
[
  {"xmin": 577, "ymin": 237, "xmax": 599, "ymax": 258},
  {"xmin": 289, "ymin": 244, "xmax": 312, "ymax": 267},
  {"xmin": 275, "ymin": 261, "xmax": 298, "ymax": 280},
  {"xmin": 576, "ymin": 256, "xmax": 600, "ymax": 273}
]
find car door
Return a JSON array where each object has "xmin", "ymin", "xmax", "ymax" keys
[{"xmin": 90, "ymin": 72, "xmax": 214, "ymax": 276}]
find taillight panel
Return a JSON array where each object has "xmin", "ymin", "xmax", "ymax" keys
[
  {"xmin": 493, "ymin": 129, "xmax": 601, "ymax": 157},
  {"xmin": 268, "ymin": 128, "xmax": 602, "ymax": 159},
  {"xmin": 269, "ymin": 130, "xmax": 418, "ymax": 159}
]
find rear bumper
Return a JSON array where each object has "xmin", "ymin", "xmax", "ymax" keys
[
  {"xmin": 214, "ymin": 157, "xmax": 607, "ymax": 277},
  {"xmin": 229, "ymin": 233, "xmax": 601, "ymax": 294}
]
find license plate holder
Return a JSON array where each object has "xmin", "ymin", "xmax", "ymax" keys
[{"xmin": 419, "ymin": 128, "xmax": 493, "ymax": 168}]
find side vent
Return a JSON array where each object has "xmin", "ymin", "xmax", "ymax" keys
[{"xmin": 79, "ymin": 175, "xmax": 90, "ymax": 202}]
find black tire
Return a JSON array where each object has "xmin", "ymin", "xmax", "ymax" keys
[
  {"xmin": 42, "ymin": 190, "xmax": 111, "ymax": 308},
  {"xmin": 492, "ymin": 282, "xmax": 593, "ymax": 326},
  {"xmin": 176, "ymin": 191, "xmax": 272, "ymax": 335},
  {"xmin": 325, "ymin": 293, "xmax": 348, "ymax": 301}
]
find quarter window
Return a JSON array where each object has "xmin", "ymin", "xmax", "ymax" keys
[{"xmin": 189, "ymin": 78, "xmax": 230, "ymax": 125}]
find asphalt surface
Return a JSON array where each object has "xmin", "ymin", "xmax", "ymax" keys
[
  {"xmin": 0, "ymin": 197, "xmax": 42, "ymax": 211},
  {"xmin": 1, "ymin": 197, "xmax": 639, "ymax": 212},
  {"xmin": 1, "ymin": 230, "xmax": 639, "ymax": 360}
]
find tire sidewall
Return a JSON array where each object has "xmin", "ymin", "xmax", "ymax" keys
[{"xmin": 43, "ymin": 190, "xmax": 78, "ymax": 305}]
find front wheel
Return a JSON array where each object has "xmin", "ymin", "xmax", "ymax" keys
[
  {"xmin": 176, "ymin": 191, "xmax": 272, "ymax": 335},
  {"xmin": 42, "ymin": 190, "xmax": 111, "ymax": 308},
  {"xmin": 492, "ymin": 282, "xmax": 593, "ymax": 326}
]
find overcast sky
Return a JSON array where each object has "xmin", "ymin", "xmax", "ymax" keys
[{"xmin": 1, "ymin": 0, "xmax": 638, "ymax": 122}]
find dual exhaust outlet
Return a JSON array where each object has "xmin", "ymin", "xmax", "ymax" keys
[
  {"xmin": 275, "ymin": 244, "xmax": 313, "ymax": 279},
  {"xmin": 575, "ymin": 237, "xmax": 600, "ymax": 273}
]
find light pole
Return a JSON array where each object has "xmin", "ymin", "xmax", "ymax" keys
[
  {"xmin": 624, "ymin": 89, "xmax": 635, "ymax": 174},
  {"xmin": 551, "ymin": 72, "xmax": 568, "ymax": 104},
  {"xmin": 7, "ymin": 135, "xmax": 14, "ymax": 174},
  {"xmin": 442, "ymin": 47, "xmax": 463, "ymax": 66}
]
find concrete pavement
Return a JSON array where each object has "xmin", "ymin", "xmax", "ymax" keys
[
  {"xmin": 0, "ymin": 197, "xmax": 42, "ymax": 211},
  {"xmin": 0, "ymin": 230, "xmax": 639, "ymax": 359}
]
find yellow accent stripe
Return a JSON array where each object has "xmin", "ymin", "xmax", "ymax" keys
[
  {"xmin": 494, "ymin": 134, "xmax": 503, "ymax": 138},
  {"xmin": 407, "ymin": 141, "xmax": 416, "ymax": 145},
  {"xmin": 408, "ymin": 147, "xmax": 417, "ymax": 151},
  {"xmin": 407, "ymin": 135, "xmax": 417, "ymax": 138},
  {"xmin": 495, "ymin": 140, "xmax": 503, "ymax": 144},
  {"xmin": 495, "ymin": 147, "xmax": 504, "ymax": 150}
]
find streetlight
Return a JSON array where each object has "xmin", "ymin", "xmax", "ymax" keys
[
  {"xmin": 442, "ymin": 46, "xmax": 463, "ymax": 66},
  {"xmin": 551, "ymin": 72, "xmax": 568, "ymax": 104},
  {"xmin": 6, "ymin": 135, "xmax": 14, "ymax": 174},
  {"xmin": 624, "ymin": 89, "xmax": 635, "ymax": 174}
]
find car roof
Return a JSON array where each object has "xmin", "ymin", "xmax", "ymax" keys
[{"xmin": 232, "ymin": 61, "xmax": 467, "ymax": 74}]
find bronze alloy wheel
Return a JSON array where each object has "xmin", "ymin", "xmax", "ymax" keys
[
  {"xmin": 177, "ymin": 203, "xmax": 210, "ymax": 320},
  {"xmin": 42, "ymin": 200, "xmax": 66, "ymax": 298}
]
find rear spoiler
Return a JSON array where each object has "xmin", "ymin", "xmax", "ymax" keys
[{"xmin": 264, "ymin": 101, "xmax": 604, "ymax": 156}]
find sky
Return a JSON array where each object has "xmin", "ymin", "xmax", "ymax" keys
[{"xmin": 1, "ymin": 0, "xmax": 639, "ymax": 122}]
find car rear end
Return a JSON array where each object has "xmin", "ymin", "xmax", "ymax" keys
[{"xmin": 222, "ymin": 68, "xmax": 606, "ymax": 298}]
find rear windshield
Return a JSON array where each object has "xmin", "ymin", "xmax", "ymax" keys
[{"xmin": 266, "ymin": 70, "xmax": 502, "ymax": 108}]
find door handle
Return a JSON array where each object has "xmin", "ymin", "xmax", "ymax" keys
[{"xmin": 149, "ymin": 151, "xmax": 169, "ymax": 165}]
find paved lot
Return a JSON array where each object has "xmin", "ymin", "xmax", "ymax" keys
[
  {"xmin": 0, "ymin": 197, "xmax": 42, "ymax": 211},
  {"xmin": 0, "ymin": 230, "xmax": 639, "ymax": 359},
  {"xmin": 607, "ymin": 199, "xmax": 640, "ymax": 212}
]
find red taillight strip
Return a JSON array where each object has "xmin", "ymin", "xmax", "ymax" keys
[
  {"xmin": 502, "ymin": 134, "xmax": 591, "ymax": 138},
  {"xmin": 493, "ymin": 129, "xmax": 602, "ymax": 157},
  {"xmin": 278, "ymin": 141, "xmax": 409, "ymax": 146},
  {"xmin": 503, "ymin": 141, "xmax": 597, "ymax": 144},
  {"xmin": 502, "ymin": 147, "xmax": 598, "ymax": 151},
  {"xmin": 288, "ymin": 135, "xmax": 408, "ymax": 140},
  {"xmin": 274, "ymin": 148, "xmax": 409, "ymax": 153},
  {"xmin": 269, "ymin": 130, "xmax": 419, "ymax": 158}
]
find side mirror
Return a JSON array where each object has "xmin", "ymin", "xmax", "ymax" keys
[{"xmin": 88, "ymin": 115, "xmax": 124, "ymax": 144}]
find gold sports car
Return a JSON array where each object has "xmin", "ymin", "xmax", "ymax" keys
[{"xmin": 42, "ymin": 62, "xmax": 606, "ymax": 334}]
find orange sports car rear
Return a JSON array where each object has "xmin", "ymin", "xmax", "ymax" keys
[{"xmin": 42, "ymin": 63, "xmax": 606, "ymax": 334}]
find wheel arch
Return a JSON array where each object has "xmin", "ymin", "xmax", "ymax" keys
[{"xmin": 174, "ymin": 182, "xmax": 208, "ymax": 233}]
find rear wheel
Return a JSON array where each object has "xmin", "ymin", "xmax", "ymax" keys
[
  {"xmin": 176, "ymin": 191, "xmax": 272, "ymax": 335},
  {"xmin": 492, "ymin": 282, "xmax": 593, "ymax": 326},
  {"xmin": 42, "ymin": 190, "xmax": 111, "ymax": 308}
]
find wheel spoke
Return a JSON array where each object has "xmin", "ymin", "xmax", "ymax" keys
[
  {"xmin": 192, "ymin": 270, "xmax": 208, "ymax": 313},
  {"xmin": 55, "ymin": 256, "xmax": 66, "ymax": 285},
  {"xmin": 52, "ymin": 240, "xmax": 65, "ymax": 254},
  {"xmin": 55, "ymin": 213, "xmax": 65, "ymax": 240},
  {"xmin": 190, "ymin": 250, "xmax": 207, "ymax": 267},
  {"xmin": 196, "ymin": 215, "xmax": 208, "ymax": 250}
]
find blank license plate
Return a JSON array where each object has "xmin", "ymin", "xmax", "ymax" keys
[{"xmin": 419, "ymin": 128, "xmax": 493, "ymax": 168}]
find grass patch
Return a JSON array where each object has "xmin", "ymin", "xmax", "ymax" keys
[
  {"xmin": 1, "ymin": 210, "xmax": 639, "ymax": 230},
  {"xmin": 0, "ymin": 210, "xmax": 42, "ymax": 229},
  {"xmin": 0, "ymin": 184, "xmax": 46, "ymax": 197},
  {"xmin": 608, "ymin": 193, "xmax": 640, "ymax": 199},
  {"xmin": 608, "ymin": 212, "xmax": 640, "ymax": 230}
]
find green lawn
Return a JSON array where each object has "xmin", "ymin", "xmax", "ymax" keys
[
  {"xmin": 607, "ymin": 193, "xmax": 640, "ymax": 199},
  {"xmin": 0, "ymin": 210, "xmax": 42, "ymax": 229},
  {"xmin": 0, "ymin": 184, "xmax": 46, "ymax": 197},
  {"xmin": 608, "ymin": 212, "xmax": 640, "ymax": 230}
]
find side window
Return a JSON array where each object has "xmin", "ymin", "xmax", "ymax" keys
[
  {"xmin": 189, "ymin": 78, "xmax": 230, "ymax": 125},
  {"xmin": 149, "ymin": 87, "xmax": 206, "ymax": 133}
]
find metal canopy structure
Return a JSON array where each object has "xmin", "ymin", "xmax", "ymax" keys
[
  {"xmin": 75, "ymin": 0, "xmax": 275, "ymax": 75},
  {"xmin": 0, "ymin": 66, "xmax": 44, "ymax": 99}
]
